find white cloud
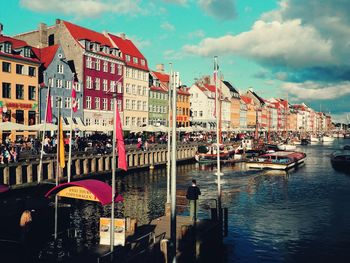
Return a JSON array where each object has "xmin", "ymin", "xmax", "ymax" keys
[
  {"xmin": 184, "ymin": 19, "xmax": 334, "ymax": 68},
  {"xmin": 281, "ymin": 81, "xmax": 350, "ymax": 100},
  {"xmin": 20, "ymin": 0, "xmax": 142, "ymax": 17},
  {"xmin": 161, "ymin": 22, "xmax": 175, "ymax": 31},
  {"xmin": 198, "ymin": 0, "xmax": 236, "ymax": 20},
  {"xmin": 163, "ymin": 49, "xmax": 184, "ymax": 60},
  {"xmin": 127, "ymin": 35, "xmax": 151, "ymax": 49},
  {"xmin": 187, "ymin": 30, "xmax": 205, "ymax": 39}
]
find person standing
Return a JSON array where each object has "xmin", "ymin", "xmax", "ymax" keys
[
  {"xmin": 19, "ymin": 210, "xmax": 35, "ymax": 262},
  {"xmin": 186, "ymin": 179, "xmax": 201, "ymax": 222}
]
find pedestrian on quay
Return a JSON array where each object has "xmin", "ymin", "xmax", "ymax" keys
[
  {"xmin": 19, "ymin": 210, "xmax": 35, "ymax": 262},
  {"xmin": 186, "ymin": 179, "xmax": 201, "ymax": 222}
]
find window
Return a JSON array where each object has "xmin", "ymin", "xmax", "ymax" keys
[
  {"xmin": 103, "ymin": 61, "xmax": 108, "ymax": 72},
  {"xmin": 110, "ymin": 63, "xmax": 115, "ymax": 74},
  {"xmin": 57, "ymin": 64, "xmax": 64, "ymax": 74},
  {"xmin": 143, "ymin": 117, "xmax": 147, "ymax": 125},
  {"xmin": 141, "ymin": 59, "xmax": 145, "ymax": 66},
  {"xmin": 126, "ymin": 68, "xmax": 130, "ymax": 77},
  {"xmin": 103, "ymin": 79, "xmax": 108, "ymax": 91},
  {"xmin": 117, "ymin": 65, "xmax": 122, "ymax": 75},
  {"xmin": 132, "ymin": 69, "xmax": 136, "ymax": 78},
  {"xmin": 117, "ymin": 99, "xmax": 122, "ymax": 111},
  {"xmin": 4, "ymin": 43, "xmax": 11, "ymax": 53},
  {"xmin": 133, "ymin": 57, "xmax": 138, "ymax": 64},
  {"xmin": 110, "ymin": 99, "xmax": 114, "ymax": 110},
  {"xmin": 131, "ymin": 117, "xmax": 136, "ymax": 126},
  {"xmin": 103, "ymin": 98, "xmax": 108, "ymax": 110},
  {"xmin": 126, "ymin": 83, "xmax": 130, "ymax": 93},
  {"xmin": 131, "ymin": 100, "xmax": 136, "ymax": 110},
  {"xmin": 16, "ymin": 64, "xmax": 24, "ymax": 74},
  {"xmin": 137, "ymin": 86, "xmax": 142, "ymax": 95},
  {"xmin": 66, "ymin": 80, "xmax": 71, "ymax": 89},
  {"xmin": 55, "ymin": 96, "xmax": 63, "ymax": 109},
  {"xmin": 110, "ymin": 81, "xmax": 116, "ymax": 92},
  {"xmin": 199, "ymin": 111, "xmax": 203, "ymax": 117},
  {"xmin": 16, "ymin": 84, "xmax": 24, "ymax": 99},
  {"xmin": 86, "ymin": 57, "xmax": 92, "ymax": 68},
  {"xmin": 137, "ymin": 117, "xmax": 141, "ymax": 126},
  {"xmin": 102, "ymin": 119, "xmax": 106, "ymax": 126},
  {"xmin": 96, "ymin": 59, "xmax": 100, "ymax": 70},
  {"xmin": 85, "ymin": 118, "xmax": 91, "ymax": 126},
  {"xmin": 23, "ymin": 48, "xmax": 31, "ymax": 58},
  {"xmin": 137, "ymin": 101, "xmax": 141, "ymax": 110},
  {"xmin": 143, "ymin": 101, "xmax": 147, "ymax": 111},
  {"xmin": 86, "ymin": 76, "xmax": 92, "ymax": 89},
  {"xmin": 126, "ymin": 99, "xmax": 130, "ymax": 109},
  {"xmin": 137, "ymin": 71, "xmax": 141, "ymax": 79},
  {"xmin": 143, "ymin": 87, "xmax": 147, "ymax": 96},
  {"xmin": 74, "ymin": 82, "xmax": 81, "ymax": 91},
  {"xmin": 126, "ymin": 55, "xmax": 130, "ymax": 62},
  {"xmin": 95, "ymin": 97, "xmax": 100, "ymax": 110},
  {"xmin": 28, "ymin": 86, "xmax": 36, "ymax": 100},
  {"xmin": 95, "ymin": 119, "xmax": 100, "ymax": 125},
  {"xmin": 2, "ymin": 62, "xmax": 11, "ymax": 72},
  {"xmin": 132, "ymin": 85, "xmax": 136, "ymax": 94},
  {"xmin": 64, "ymin": 97, "xmax": 71, "ymax": 108},
  {"xmin": 2, "ymin": 83, "xmax": 11, "ymax": 98},
  {"xmin": 86, "ymin": 96, "xmax": 92, "ymax": 109},
  {"xmin": 48, "ymin": 78, "xmax": 54, "ymax": 88},
  {"xmin": 56, "ymin": 79, "xmax": 63, "ymax": 88},
  {"xmin": 95, "ymin": 78, "xmax": 100, "ymax": 90},
  {"xmin": 16, "ymin": 110, "xmax": 24, "ymax": 124},
  {"xmin": 28, "ymin": 111, "xmax": 36, "ymax": 125},
  {"xmin": 117, "ymin": 82, "xmax": 122, "ymax": 93},
  {"xmin": 126, "ymin": 117, "xmax": 130, "ymax": 126}
]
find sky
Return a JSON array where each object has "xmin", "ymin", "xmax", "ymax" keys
[{"xmin": 1, "ymin": 0, "xmax": 350, "ymax": 123}]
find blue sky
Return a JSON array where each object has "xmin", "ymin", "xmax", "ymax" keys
[{"xmin": 1, "ymin": 0, "xmax": 350, "ymax": 122}]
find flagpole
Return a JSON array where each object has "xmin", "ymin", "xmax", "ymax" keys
[
  {"xmin": 170, "ymin": 69, "xmax": 177, "ymax": 263},
  {"xmin": 38, "ymin": 85, "xmax": 50, "ymax": 183},
  {"xmin": 214, "ymin": 56, "xmax": 222, "ymax": 226},
  {"xmin": 167, "ymin": 63, "xmax": 173, "ymax": 204},
  {"xmin": 54, "ymin": 97, "xmax": 61, "ymax": 240},
  {"xmin": 67, "ymin": 101, "xmax": 74, "ymax": 183},
  {"xmin": 110, "ymin": 94, "xmax": 117, "ymax": 252}
]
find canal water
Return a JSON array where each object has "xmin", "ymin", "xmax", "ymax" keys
[{"xmin": 1, "ymin": 139, "xmax": 350, "ymax": 262}]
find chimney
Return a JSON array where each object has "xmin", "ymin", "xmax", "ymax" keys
[
  {"xmin": 156, "ymin": 63, "xmax": 165, "ymax": 72},
  {"xmin": 120, "ymin": 33, "xmax": 126, "ymax": 40},
  {"xmin": 0, "ymin": 23, "xmax": 3, "ymax": 35},
  {"xmin": 39, "ymin": 23, "xmax": 48, "ymax": 48},
  {"xmin": 55, "ymin": 19, "xmax": 61, "ymax": 25}
]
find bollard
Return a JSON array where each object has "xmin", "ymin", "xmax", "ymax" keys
[{"xmin": 160, "ymin": 239, "xmax": 169, "ymax": 263}]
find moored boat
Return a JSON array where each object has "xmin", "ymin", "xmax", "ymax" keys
[
  {"xmin": 322, "ymin": 135, "xmax": 335, "ymax": 142},
  {"xmin": 330, "ymin": 150, "xmax": 350, "ymax": 171},
  {"xmin": 246, "ymin": 151, "xmax": 307, "ymax": 170},
  {"xmin": 195, "ymin": 144, "xmax": 235, "ymax": 163}
]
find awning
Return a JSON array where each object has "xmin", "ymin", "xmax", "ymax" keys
[{"xmin": 45, "ymin": 179, "xmax": 123, "ymax": 206}]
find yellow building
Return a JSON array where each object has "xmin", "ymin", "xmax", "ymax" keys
[
  {"xmin": 176, "ymin": 87, "xmax": 190, "ymax": 127},
  {"xmin": 241, "ymin": 95, "xmax": 256, "ymax": 128},
  {"xmin": 0, "ymin": 33, "xmax": 40, "ymax": 142}
]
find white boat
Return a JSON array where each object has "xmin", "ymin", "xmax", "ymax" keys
[
  {"xmin": 246, "ymin": 151, "xmax": 307, "ymax": 170},
  {"xmin": 322, "ymin": 135, "xmax": 334, "ymax": 142},
  {"xmin": 310, "ymin": 135, "xmax": 320, "ymax": 143},
  {"xmin": 277, "ymin": 144, "xmax": 297, "ymax": 151}
]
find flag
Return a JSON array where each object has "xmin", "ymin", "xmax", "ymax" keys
[
  {"xmin": 46, "ymin": 89, "xmax": 53, "ymax": 123},
  {"xmin": 59, "ymin": 117, "xmax": 65, "ymax": 168},
  {"xmin": 213, "ymin": 61, "xmax": 219, "ymax": 118},
  {"xmin": 115, "ymin": 101, "xmax": 127, "ymax": 171},
  {"xmin": 71, "ymin": 87, "xmax": 78, "ymax": 112}
]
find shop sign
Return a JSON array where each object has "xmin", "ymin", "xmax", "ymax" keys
[
  {"xmin": 57, "ymin": 186, "xmax": 99, "ymax": 202},
  {"xmin": 6, "ymin": 102, "xmax": 34, "ymax": 109},
  {"xmin": 99, "ymin": 217, "xmax": 125, "ymax": 246}
]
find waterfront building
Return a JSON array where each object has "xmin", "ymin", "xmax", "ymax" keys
[
  {"xmin": 107, "ymin": 33, "xmax": 149, "ymax": 127},
  {"xmin": 14, "ymin": 20, "xmax": 124, "ymax": 127},
  {"xmin": 288, "ymin": 108, "xmax": 298, "ymax": 132},
  {"xmin": 0, "ymin": 26, "xmax": 40, "ymax": 141},
  {"xmin": 34, "ymin": 44, "xmax": 83, "ymax": 125},
  {"xmin": 239, "ymin": 96, "xmax": 247, "ymax": 129},
  {"xmin": 245, "ymin": 89, "xmax": 267, "ymax": 129},
  {"xmin": 176, "ymin": 86, "xmax": 191, "ymax": 127},
  {"xmin": 148, "ymin": 71, "xmax": 168, "ymax": 126},
  {"xmin": 240, "ymin": 95, "xmax": 256, "ymax": 129},
  {"xmin": 222, "ymin": 81, "xmax": 240, "ymax": 129}
]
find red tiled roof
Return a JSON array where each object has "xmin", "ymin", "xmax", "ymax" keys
[
  {"xmin": 152, "ymin": 71, "xmax": 169, "ymax": 83},
  {"xmin": 203, "ymin": 84, "xmax": 216, "ymax": 93},
  {"xmin": 64, "ymin": 21, "xmax": 112, "ymax": 47},
  {"xmin": 34, "ymin": 45, "xmax": 59, "ymax": 69},
  {"xmin": 108, "ymin": 33, "xmax": 148, "ymax": 71},
  {"xmin": 240, "ymin": 95, "xmax": 252, "ymax": 104},
  {"xmin": 178, "ymin": 88, "xmax": 190, "ymax": 96},
  {"xmin": 150, "ymin": 85, "xmax": 167, "ymax": 93},
  {"xmin": 0, "ymin": 35, "xmax": 40, "ymax": 63}
]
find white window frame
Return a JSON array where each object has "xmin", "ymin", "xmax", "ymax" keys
[
  {"xmin": 103, "ymin": 79, "xmax": 108, "ymax": 91},
  {"xmin": 95, "ymin": 97, "xmax": 100, "ymax": 110},
  {"xmin": 103, "ymin": 98, "xmax": 108, "ymax": 110},
  {"xmin": 95, "ymin": 78, "xmax": 100, "ymax": 90}
]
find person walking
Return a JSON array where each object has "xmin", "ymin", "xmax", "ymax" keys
[
  {"xmin": 19, "ymin": 210, "xmax": 35, "ymax": 262},
  {"xmin": 186, "ymin": 179, "xmax": 201, "ymax": 222}
]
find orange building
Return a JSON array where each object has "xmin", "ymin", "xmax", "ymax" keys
[
  {"xmin": 0, "ymin": 33, "xmax": 40, "ymax": 142},
  {"xmin": 176, "ymin": 86, "xmax": 190, "ymax": 127},
  {"xmin": 240, "ymin": 95, "xmax": 256, "ymax": 128}
]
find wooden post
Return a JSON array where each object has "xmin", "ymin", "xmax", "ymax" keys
[
  {"xmin": 3, "ymin": 166, "xmax": 10, "ymax": 185},
  {"xmin": 91, "ymin": 158, "xmax": 96, "ymax": 173},
  {"xmin": 160, "ymin": 239, "xmax": 169, "ymax": 263},
  {"xmin": 27, "ymin": 164, "xmax": 33, "ymax": 183},
  {"xmin": 47, "ymin": 161, "xmax": 54, "ymax": 180},
  {"xmin": 75, "ymin": 159, "xmax": 81, "ymax": 176},
  {"xmin": 98, "ymin": 157, "xmax": 104, "ymax": 172},
  {"xmin": 105, "ymin": 156, "xmax": 110, "ymax": 171},
  {"xmin": 83, "ymin": 159, "xmax": 89, "ymax": 174}
]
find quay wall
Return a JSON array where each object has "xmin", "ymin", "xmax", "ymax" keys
[{"xmin": 0, "ymin": 144, "xmax": 198, "ymax": 188}]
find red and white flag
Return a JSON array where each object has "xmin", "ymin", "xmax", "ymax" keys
[
  {"xmin": 71, "ymin": 87, "xmax": 78, "ymax": 112},
  {"xmin": 46, "ymin": 89, "xmax": 53, "ymax": 123},
  {"xmin": 115, "ymin": 102, "xmax": 127, "ymax": 171}
]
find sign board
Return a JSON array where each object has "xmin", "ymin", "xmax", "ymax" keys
[
  {"xmin": 99, "ymin": 217, "xmax": 125, "ymax": 246},
  {"xmin": 57, "ymin": 186, "xmax": 99, "ymax": 202}
]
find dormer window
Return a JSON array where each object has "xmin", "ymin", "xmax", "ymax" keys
[
  {"xmin": 133, "ymin": 57, "xmax": 138, "ymax": 64},
  {"xmin": 141, "ymin": 59, "xmax": 145, "ymax": 66},
  {"xmin": 95, "ymin": 43, "xmax": 100, "ymax": 52},
  {"xmin": 23, "ymin": 47, "xmax": 31, "ymax": 58},
  {"xmin": 125, "ymin": 55, "xmax": 130, "ymax": 62},
  {"xmin": 85, "ymin": 40, "xmax": 90, "ymax": 50},
  {"xmin": 104, "ymin": 46, "xmax": 110, "ymax": 54},
  {"xmin": 4, "ymin": 42, "xmax": 11, "ymax": 53}
]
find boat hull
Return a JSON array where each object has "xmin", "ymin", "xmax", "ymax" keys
[{"xmin": 246, "ymin": 152, "xmax": 306, "ymax": 170}]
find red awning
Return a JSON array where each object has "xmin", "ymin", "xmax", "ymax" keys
[{"xmin": 45, "ymin": 179, "xmax": 123, "ymax": 206}]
